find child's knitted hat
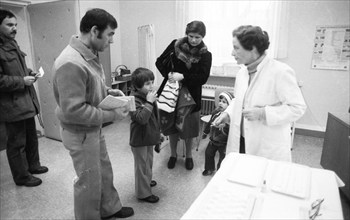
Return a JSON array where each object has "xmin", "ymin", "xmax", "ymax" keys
[{"xmin": 219, "ymin": 91, "xmax": 234, "ymax": 104}]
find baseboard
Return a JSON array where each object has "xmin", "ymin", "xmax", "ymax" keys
[{"xmin": 295, "ymin": 123, "xmax": 325, "ymax": 138}]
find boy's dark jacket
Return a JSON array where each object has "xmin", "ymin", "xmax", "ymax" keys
[
  {"xmin": 203, "ymin": 109, "xmax": 229, "ymax": 147},
  {"xmin": 129, "ymin": 90, "xmax": 161, "ymax": 147}
]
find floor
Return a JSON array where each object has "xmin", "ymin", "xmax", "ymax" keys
[{"xmin": 0, "ymin": 117, "xmax": 349, "ymax": 220}]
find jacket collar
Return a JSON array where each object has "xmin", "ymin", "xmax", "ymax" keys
[
  {"xmin": 69, "ymin": 35, "xmax": 97, "ymax": 61},
  {"xmin": 132, "ymin": 90, "xmax": 147, "ymax": 100},
  {"xmin": 0, "ymin": 34, "xmax": 17, "ymax": 50}
]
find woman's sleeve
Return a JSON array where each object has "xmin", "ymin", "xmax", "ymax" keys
[
  {"xmin": 155, "ymin": 40, "xmax": 176, "ymax": 78},
  {"xmin": 182, "ymin": 51, "xmax": 212, "ymax": 86},
  {"xmin": 265, "ymin": 66, "xmax": 307, "ymax": 126}
]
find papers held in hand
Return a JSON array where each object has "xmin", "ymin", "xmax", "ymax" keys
[{"xmin": 98, "ymin": 95, "xmax": 136, "ymax": 111}]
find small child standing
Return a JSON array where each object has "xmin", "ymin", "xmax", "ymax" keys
[
  {"xmin": 202, "ymin": 91, "xmax": 234, "ymax": 176},
  {"xmin": 129, "ymin": 67, "xmax": 161, "ymax": 203}
]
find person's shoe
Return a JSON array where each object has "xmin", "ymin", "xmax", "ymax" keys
[
  {"xmin": 167, "ymin": 156, "xmax": 177, "ymax": 169},
  {"xmin": 102, "ymin": 207, "xmax": 134, "ymax": 219},
  {"xmin": 29, "ymin": 166, "xmax": 48, "ymax": 174},
  {"xmin": 150, "ymin": 180, "xmax": 157, "ymax": 187},
  {"xmin": 202, "ymin": 170, "xmax": 213, "ymax": 176},
  {"xmin": 185, "ymin": 158, "xmax": 194, "ymax": 170},
  {"xmin": 16, "ymin": 176, "xmax": 42, "ymax": 187},
  {"xmin": 139, "ymin": 195, "xmax": 159, "ymax": 203}
]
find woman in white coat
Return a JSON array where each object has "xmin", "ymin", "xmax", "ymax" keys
[{"xmin": 213, "ymin": 25, "xmax": 306, "ymax": 161}]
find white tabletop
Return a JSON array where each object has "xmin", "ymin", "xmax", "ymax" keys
[{"xmin": 181, "ymin": 153, "xmax": 344, "ymax": 220}]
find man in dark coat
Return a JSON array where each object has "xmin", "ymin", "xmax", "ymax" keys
[{"xmin": 0, "ymin": 9, "xmax": 48, "ymax": 187}]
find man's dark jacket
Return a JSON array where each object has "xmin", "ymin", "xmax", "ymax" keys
[{"xmin": 0, "ymin": 35, "xmax": 40, "ymax": 122}]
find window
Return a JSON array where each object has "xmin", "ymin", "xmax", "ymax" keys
[{"xmin": 176, "ymin": 1, "xmax": 289, "ymax": 75}]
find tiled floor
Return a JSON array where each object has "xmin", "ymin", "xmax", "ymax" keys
[{"xmin": 0, "ymin": 117, "xmax": 349, "ymax": 219}]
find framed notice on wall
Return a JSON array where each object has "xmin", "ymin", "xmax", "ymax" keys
[{"xmin": 311, "ymin": 25, "xmax": 350, "ymax": 70}]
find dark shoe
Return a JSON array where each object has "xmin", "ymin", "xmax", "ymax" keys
[
  {"xmin": 185, "ymin": 158, "xmax": 194, "ymax": 170},
  {"xmin": 29, "ymin": 166, "xmax": 48, "ymax": 174},
  {"xmin": 16, "ymin": 176, "xmax": 42, "ymax": 187},
  {"xmin": 167, "ymin": 156, "xmax": 177, "ymax": 169},
  {"xmin": 139, "ymin": 195, "xmax": 159, "ymax": 203},
  {"xmin": 102, "ymin": 207, "xmax": 134, "ymax": 219},
  {"xmin": 202, "ymin": 170, "xmax": 213, "ymax": 176},
  {"xmin": 150, "ymin": 180, "xmax": 157, "ymax": 187}
]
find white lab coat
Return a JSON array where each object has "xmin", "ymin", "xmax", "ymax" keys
[{"xmin": 225, "ymin": 56, "xmax": 306, "ymax": 161}]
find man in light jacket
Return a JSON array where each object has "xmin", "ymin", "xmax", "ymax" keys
[
  {"xmin": 52, "ymin": 8, "xmax": 134, "ymax": 219},
  {"xmin": 213, "ymin": 25, "xmax": 306, "ymax": 161}
]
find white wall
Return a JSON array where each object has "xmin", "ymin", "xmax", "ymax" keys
[
  {"xmin": 78, "ymin": 0, "xmax": 122, "ymax": 72},
  {"xmin": 119, "ymin": 0, "xmax": 350, "ymax": 132},
  {"xmin": 6, "ymin": 0, "xmax": 349, "ymax": 132},
  {"xmin": 119, "ymin": 0, "xmax": 176, "ymax": 73},
  {"xmin": 280, "ymin": 0, "xmax": 350, "ymax": 131}
]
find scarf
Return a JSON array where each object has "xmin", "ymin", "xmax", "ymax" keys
[
  {"xmin": 246, "ymin": 53, "xmax": 266, "ymax": 85},
  {"xmin": 174, "ymin": 37, "xmax": 208, "ymax": 69}
]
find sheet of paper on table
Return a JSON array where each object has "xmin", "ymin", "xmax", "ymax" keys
[{"xmin": 227, "ymin": 154, "xmax": 268, "ymax": 187}]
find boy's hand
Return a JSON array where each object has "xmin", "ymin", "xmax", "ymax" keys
[{"xmin": 146, "ymin": 90, "xmax": 157, "ymax": 103}]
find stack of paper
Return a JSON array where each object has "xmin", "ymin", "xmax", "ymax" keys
[
  {"xmin": 98, "ymin": 95, "xmax": 136, "ymax": 111},
  {"xmin": 227, "ymin": 154, "xmax": 268, "ymax": 187},
  {"xmin": 267, "ymin": 161, "xmax": 311, "ymax": 199},
  {"xmin": 183, "ymin": 187, "xmax": 256, "ymax": 219}
]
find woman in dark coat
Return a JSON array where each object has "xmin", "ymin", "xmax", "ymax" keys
[{"xmin": 155, "ymin": 21, "xmax": 212, "ymax": 170}]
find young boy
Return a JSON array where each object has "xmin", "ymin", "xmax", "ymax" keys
[
  {"xmin": 129, "ymin": 67, "xmax": 161, "ymax": 203},
  {"xmin": 202, "ymin": 91, "xmax": 234, "ymax": 176}
]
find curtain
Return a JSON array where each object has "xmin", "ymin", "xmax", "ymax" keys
[
  {"xmin": 138, "ymin": 24, "xmax": 160, "ymax": 86},
  {"xmin": 175, "ymin": 0, "xmax": 289, "ymax": 68}
]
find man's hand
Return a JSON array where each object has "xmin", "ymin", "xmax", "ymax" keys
[
  {"xmin": 113, "ymin": 106, "xmax": 129, "ymax": 120},
  {"xmin": 24, "ymin": 76, "xmax": 37, "ymax": 86},
  {"xmin": 242, "ymin": 107, "xmax": 265, "ymax": 121},
  {"xmin": 108, "ymin": 89, "xmax": 125, "ymax": 96}
]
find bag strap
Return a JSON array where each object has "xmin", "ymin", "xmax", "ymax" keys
[{"xmin": 156, "ymin": 52, "xmax": 174, "ymax": 97}]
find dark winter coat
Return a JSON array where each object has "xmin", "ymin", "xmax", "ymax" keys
[
  {"xmin": 0, "ymin": 35, "xmax": 40, "ymax": 122},
  {"xmin": 155, "ymin": 38, "xmax": 212, "ymax": 112}
]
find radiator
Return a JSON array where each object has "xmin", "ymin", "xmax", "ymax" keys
[{"xmin": 201, "ymin": 97, "xmax": 215, "ymax": 115}]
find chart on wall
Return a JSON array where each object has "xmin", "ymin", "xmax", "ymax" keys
[{"xmin": 311, "ymin": 25, "xmax": 350, "ymax": 71}]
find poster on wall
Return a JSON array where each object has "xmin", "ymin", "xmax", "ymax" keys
[{"xmin": 311, "ymin": 25, "xmax": 350, "ymax": 71}]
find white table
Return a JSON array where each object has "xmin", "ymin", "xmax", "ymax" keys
[{"xmin": 182, "ymin": 153, "xmax": 344, "ymax": 220}]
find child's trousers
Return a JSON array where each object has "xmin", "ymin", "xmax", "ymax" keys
[
  {"xmin": 204, "ymin": 141, "xmax": 226, "ymax": 171},
  {"xmin": 131, "ymin": 146, "xmax": 154, "ymax": 199}
]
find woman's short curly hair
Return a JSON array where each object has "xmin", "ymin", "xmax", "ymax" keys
[{"xmin": 232, "ymin": 25, "xmax": 270, "ymax": 55}]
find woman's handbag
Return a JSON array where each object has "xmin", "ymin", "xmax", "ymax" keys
[
  {"xmin": 157, "ymin": 81, "xmax": 179, "ymax": 113},
  {"xmin": 175, "ymin": 84, "xmax": 196, "ymax": 132}
]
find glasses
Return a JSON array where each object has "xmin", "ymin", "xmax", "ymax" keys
[{"xmin": 309, "ymin": 198, "xmax": 324, "ymax": 220}]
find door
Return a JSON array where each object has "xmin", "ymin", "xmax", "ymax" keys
[{"xmin": 28, "ymin": 1, "xmax": 79, "ymax": 141}]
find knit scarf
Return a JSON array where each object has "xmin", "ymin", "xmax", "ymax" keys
[
  {"xmin": 174, "ymin": 37, "xmax": 208, "ymax": 69},
  {"xmin": 246, "ymin": 53, "xmax": 266, "ymax": 75}
]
